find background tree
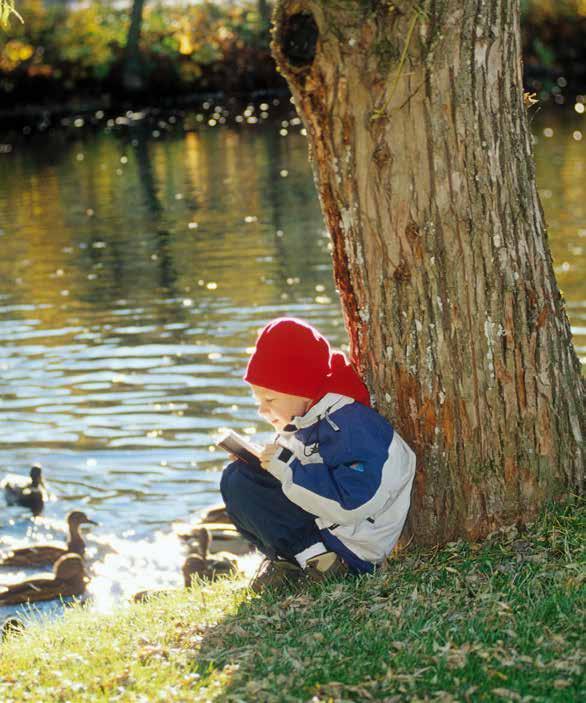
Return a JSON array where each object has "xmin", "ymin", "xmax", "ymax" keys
[
  {"xmin": 123, "ymin": 0, "xmax": 147, "ymax": 92},
  {"xmin": 258, "ymin": 0, "xmax": 272, "ymax": 31},
  {"xmin": 272, "ymin": 0, "xmax": 584, "ymax": 544}
]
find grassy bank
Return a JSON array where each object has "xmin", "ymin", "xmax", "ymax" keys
[{"xmin": 1, "ymin": 499, "xmax": 584, "ymax": 702}]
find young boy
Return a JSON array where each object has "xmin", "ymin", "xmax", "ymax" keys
[{"xmin": 220, "ymin": 317, "xmax": 416, "ymax": 591}]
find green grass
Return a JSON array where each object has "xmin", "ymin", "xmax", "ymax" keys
[{"xmin": 1, "ymin": 499, "xmax": 584, "ymax": 702}]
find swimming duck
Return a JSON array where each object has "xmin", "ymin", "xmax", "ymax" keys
[
  {"xmin": 0, "ymin": 554, "xmax": 87, "ymax": 606},
  {"xmin": 0, "ymin": 510, "xmax": 97, "ymax": 567},
  {"xmin": 182, "ymin": 528, "xmax": 239, "ymax": 586},
  {"xmin": 2, "ymin": 464, "xmax": 45, "ymax": 516}
]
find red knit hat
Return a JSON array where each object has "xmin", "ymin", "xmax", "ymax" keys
[{"xmin": 244, "ymin": 317, "xmax": 371, "ymax": 407}]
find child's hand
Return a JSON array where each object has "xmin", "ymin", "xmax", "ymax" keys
[{"xmin": 259, "ymin": 443, "xmax": 279, "ymax": 470}]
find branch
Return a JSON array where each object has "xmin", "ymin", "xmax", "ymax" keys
[
  {"xmin": 387, "ymin": 1, "xmax": 420, "ymax": 13},
  {"xmin": 0, "ymin": 0, "xmax": 23, "ymax": 27}
]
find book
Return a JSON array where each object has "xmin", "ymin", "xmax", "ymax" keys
[{"xmin": 216, "ymin": 430, "xmax": 263, "ymax": 468}]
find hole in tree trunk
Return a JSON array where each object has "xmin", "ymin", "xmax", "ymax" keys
[{"xmin": 280, "ymin": 12, "xmax": 318, "ymax": 68}]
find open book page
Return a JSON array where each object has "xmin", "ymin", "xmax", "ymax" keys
[{"xmin": 216, "ymin": 430, "xmax": 263, "ymax": 468}]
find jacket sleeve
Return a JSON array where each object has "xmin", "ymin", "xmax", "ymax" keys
[{"xmin": 266, "ymin": 430, "xmax": 411, "ymax": 525}]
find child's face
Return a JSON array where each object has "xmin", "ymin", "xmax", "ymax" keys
[{"xmin": 250, "ymin": 385, "xmax": 312, "ymax": 431}]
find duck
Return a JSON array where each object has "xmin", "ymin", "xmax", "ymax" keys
[
  {"xmin": 199, "ymin": 503, "xmax": 231, "ymax": 524},
  {"xmin": 131, "ymin": 588, "xmax": 174, "ymax": 604},
  {"xmin": 1, "ymin": 617, "xmax": 26, "ymax": 640},
  {"xmin": 2, "ymin": 464, "xmax": 45, "ymax": 516},
  {"xmin": 131, "ymin": 529, "xmax": 240, "ymax": 603},
  {"xmin": 182, "ymin": 528, "xmax": 239, "ymax": 586},
  {"xmin": 0, "ymin": 554, "xmax": 87, "ymax": 606},
  {"xmin": 182, "ymin": 522, "xmax": 253, "ymax": 557},
  {"xmin": 175, "ymin": 502, "xmax": 233, "ymax": 541},
  {"xmin": 177, "ymin": 504, "xmax": 252, "ymax": 556},
  {"xmin": 0, "ymin": 510, "xmax": 97, "ymax": 567}
]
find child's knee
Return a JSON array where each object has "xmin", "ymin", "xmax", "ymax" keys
[{"xmin": 220, "ymin": 460, "xmax": 245, "ymax": 504}]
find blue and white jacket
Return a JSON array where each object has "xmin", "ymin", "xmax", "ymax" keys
[{"xmin": 267, "ymin": 393, "xmax": 416, "ymax": 573}]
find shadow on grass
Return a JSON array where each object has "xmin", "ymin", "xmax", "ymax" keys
[{"xmin": 187, "ymin": 500, "xmax": 585, "ymax": 702}]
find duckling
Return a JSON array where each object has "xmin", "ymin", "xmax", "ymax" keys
[
  {"xmin": 0, "ymin": 554, "xmax": 87, "ymax": 606},
  {"xmin": 0, "ymin": 510, "xmax": 97, "ymax": 567},
  {"xmin": 182, "ymin": 528, "xmax": 238, "ymax": 586},
  {"xmin": 2, "ymin": 464, "xmax": 45, "ymax": 516}
]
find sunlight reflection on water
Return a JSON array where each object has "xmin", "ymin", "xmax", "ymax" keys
[{"xmin": 0, "ymin": 510, "xmax": 261, "ymax": 622}]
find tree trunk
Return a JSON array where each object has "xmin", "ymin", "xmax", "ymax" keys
[
  {"xmin": 272, "ymin": 0, "xmax": 584, "ymax": 544},
  {"xmin": 258, "ymin": 0, "xmax": 271, "ymax": 30},
  {"xmin": 123, "ymin": 0, "xmax": 147, "ymax": 93}
]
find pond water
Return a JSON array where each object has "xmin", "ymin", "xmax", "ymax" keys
[{"xmin": 0, "ymin": 101, "xmax": 584, "ymax": 620}]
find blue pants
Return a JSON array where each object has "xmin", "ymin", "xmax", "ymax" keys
[{"xmin": 220, "ymin": 460, "xmax": 323, "ymax": 563}]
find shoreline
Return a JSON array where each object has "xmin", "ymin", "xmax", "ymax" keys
[
  {"xmin": 0, "ymin": 88, "xmax": 294, "ymax": 130},
  {"xmin": 0, "ymin": 89, "xmax": 582, "ymax": 135}
]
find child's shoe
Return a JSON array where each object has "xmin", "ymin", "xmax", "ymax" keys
[
  {"xmin": 250, "ymin": 557, "xmax": 305, "ymax": 593},
  {"xmin": 305, "ymin": 552, "xmax": 348, "ymax": 582}
]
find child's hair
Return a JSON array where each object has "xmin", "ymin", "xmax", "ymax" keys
[{"xmin": 244, "ymin": 317, "xmax": 370, "ymax": 406}]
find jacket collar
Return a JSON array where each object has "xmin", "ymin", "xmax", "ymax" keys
[{"xmin": 282, "ymin": 393, "xmax": 354, "ymax": 432}]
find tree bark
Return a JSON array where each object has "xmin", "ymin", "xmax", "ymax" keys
[{"xmin": 272, "ymin": 0, "xmax": 584, "ymax": 544}]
